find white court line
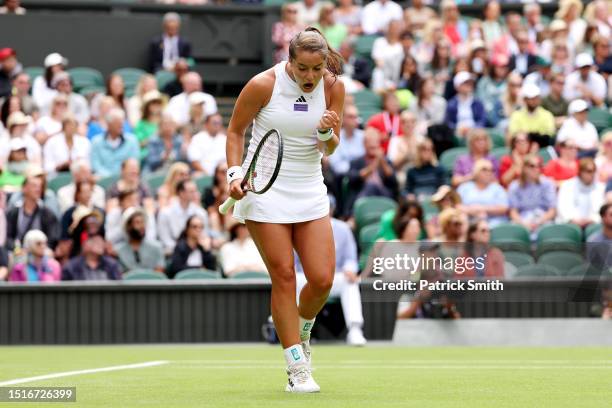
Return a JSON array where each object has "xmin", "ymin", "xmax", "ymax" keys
[
  {"xmin": 0, "ymin": 361, "xmax": 169, "ymax": 386},
  {"xmin": 171, "ymin": 364, "xmax": 612, "ymax": 370},
  {"xmin": 174, "ymin": 359, "xmax": 612, "ymax": 365}
]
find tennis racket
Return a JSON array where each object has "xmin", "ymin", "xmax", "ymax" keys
[{"xmin": 219, "ymin": 128, "xmax": 283, "ymax": 215}]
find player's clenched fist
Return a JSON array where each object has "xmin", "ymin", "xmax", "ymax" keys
[{"xmin": 317, "ymin": 110, "xmax": 339, "ymax": 131}]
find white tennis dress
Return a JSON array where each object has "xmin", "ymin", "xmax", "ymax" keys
[{"xmin": 233, "ymin": 61, "xmax": 329, "ymax": 224}]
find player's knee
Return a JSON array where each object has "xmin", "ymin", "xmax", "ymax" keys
[
  {"xmin": 310, "ymin": 272, "xmax": 333, "ymax": 295},
  {"xmin": 269, "ymin": 264, "xmax": 296, "ymax": 291}
]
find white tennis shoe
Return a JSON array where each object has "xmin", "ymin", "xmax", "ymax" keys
[
  {"xmin": 347, "ymin": 327, "xmax": 367, "ymax": 346},
  {"xmin": 285, "ymin": 362, "xmax": 320, "ymax": 393}
]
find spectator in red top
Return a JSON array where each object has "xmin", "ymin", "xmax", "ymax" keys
[
  {"xmin": 499, "ymin": 133, "xmax": 538, "ymax": 187},
  {"xmin": 440, "ymin": 0, "xmax": 468, "ymax": 57},
  {"xmin": 542, "ymin": 139, "xmax": 579, "ymax": 184},
  {"xmin": 365, "ymin": 91, "xmax": 403, "ymax": 153}
]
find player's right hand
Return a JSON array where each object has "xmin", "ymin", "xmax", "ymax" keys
[{"xmin": 229, "ymin": 179, "xmax": 247, "ymax": 201}]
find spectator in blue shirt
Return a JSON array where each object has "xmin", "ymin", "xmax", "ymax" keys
[
  {"xmin": 444, "ymin": 71, "xmax": 487, "ymax": 137},
  {"xmin": 90, "ymin": 108, "xmax": 140, "ymax": 177},
  {"xmin": 144, "ymin": 113, "xmax": 186, "ymax": 173},
  {"xmin": 62, "ymin": 234, "xmax": 122, "ymax": 280}
]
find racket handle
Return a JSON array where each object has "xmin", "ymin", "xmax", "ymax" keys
[{"xmin": 219, "ymin": 197, "xmax": 237, "ymax": 215}]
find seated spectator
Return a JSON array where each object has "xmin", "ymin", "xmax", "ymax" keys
[
  {"xmin": 0, "ymin": 0, "xmax": 25, "ymax": 15},
  {"xmin": 9, "ymin": 230, "xmax": 61, "ymax": 282},
  {"xmin": 182, "ymin": 91, "xmax": 207, "ymax": 139},
  {"xmin": 7, "ymin": 167, "xmax": 61, "ymax": 218},
  {"xmin": 557, "ymin": 0, "xmax": 588, "ymax": 57},
  {"xmin": 156, "ymin": 162, "xmax": 190, "ymax": 210},
  {"xmin": 524, "ymin": 57, "xmax": 553, "ymax": 98},
  {"xmin": 408, "ymin": 76, "xmax": 447, "ymax": 133},
  {"xmin": 596, "ymin": 131, "xmax": 612, "ymax": 183},
  {"xmin": 387, "ymin": 111, "xmax": 423, "ymax": 176},
  {"xmin": 202, "ymin": 162, "xmax": 229, "ymax": 235},
  {"xmin": 488, "ymin": 71, "xmax": 523, "ymax": 131},
  {"xmin": 58, "ymin": 205, "xmax": 105, "ymax": 262},
  {"xmin": 57, "ymin": 160, "xmax": 105, "ymax": 214},
  {"xmin": 0, "ymin": 47, "xmax": 21, "ymax": 99},
  {"xmin": 144, "ymin": 113, "xmax": 186, "ymax": 174},
  {"xmin": 162, "ymin": 59, "xmax": 189, "ymax": 98},
  {"xmin": 499, "ymin": 133, "xmax": 538, "ymax": 188},
  {"xmin": 220, "ymin": 220, "xmax": 267, "ymax": 277},
  {"xmin": 405, "ymin": 0, "xmax": 436, "ymax": 38},
  {"xmin": 337, "ymin": 39, "xmax": 370, "ymax": 92},
  {"xmin": 524, "ymin": 2, "xmax": 544, "ymax": 45},
  {"xmin": 508, "ymin": 155, "xmax": 557, "ymax": 233},
  {"xmin": 105, "ymin": 189, "xmax": 156, "ymax": 248},
  {"xmin": 508, "ymin": 30, "xmax": 537, "ymax": 77},
  {"xmin": 62, "ymin": 234, "xmax": 121, "ymax": 280},
  {"xmin": 444, "ymin": 71, "xmax": 487, "ymax": 138},
  {"xmin": 108, "ymin": 158, "xmax": 154, "ymax": 212},
  {"xmin": 329, "ymin": 104, "xmax": 364, "ymax": 177},
  {"xmin": 366, "ymin": 91, "xmax": 403, "ymax": 153},
  {"xmin": 452, "ymin": 128, "xmax": 498, "ymax": 186},
  {"xmin": 295, "ymin": 0, "xmax": 329, "ymax": 28},
  {"xmin": 59, "ymin": 180, "xmax": 105, "ymax": 243},
  {"xmin": 34, "ymin": 93, "xmax": 68, "ymax": 146},
  {"xmin": 166, "ymin": 72, "xmax": 216, "ymax": 127},
  {"xmin": 6, "ymin": 174, "xmax": 60, "ymax": 250},
  {"xmin": 457, "ymin": 159, "xmax": 509, "ymax": 227},
  {"xmin": 556, "ymin": 99, "xmax": 599, "ymax": 157},
  {"xmin": 272, "ymin": 4, "xmax": 305, "ymax": 64},
  {"xmin": 32, "ymin": 52, "xmax": 67, "ymax": 111},
  {"xmin": 440, "ymin": 0, "xmax": 468, "ymax": 56},
  {"xmin": 361, "ymin": 0, "xmax": 402, "ymax": 35},
  {"xmin": 0, "ymin": 246, "xmax": 7, "ymax": 280},
  {"xmin": 158, "ymin": 179, "xmax": 208, "ymax": 254},
  {"xmin": 167, "ymin": 215, "xmax": 216, "ymax": 278},
  {"xmin": 459, "ymin": 220, "xmax": 505, "ymax": 278},
  {"xmin": 127, "ymin": 74, "xmax": 158, "ymax": 127},
  {"xmin": 90, "ymin": 109, "xmax": 140, "ymax": 178},
  {"xmin": 335, "ymin": 0, "xmax": 363, "ymax": 35},
  {"xmin": 508, "ymin": 83, "xmax": 556, "ymax": 147},
  {"xmin": 563, "ymin": 53, "xmax": 607, "ymax": 106},
  {"xmin": 593, "ymin": 34, "xmax": 612, "ymax": 73},
  {"xmin": 425, "ymin": 38, "xmax": 452, "ymax": 95},
  {"xmin": 115, "ymin": 207, "xmax": 165, "ymax": 273},
  {"xmin": 543, "ymin": 140, "xmax": 580, "ymax": 184},
  {"xmin": 541, "ymin": 73, "xmax": 569, "ymax": 128},
  {"xmin": 476, "ymin": 54, "xmax": 509, "ymax": 118},
  {"xmin": 11, "ymin": 72, "xmax": 38, "ymax": 117},
  {"xmin": 133, "ymin": 90, "xmax": 164, "ymax": 158},
  {"xmin": 90, "ymin": 74, "xmax": 128, "ymax": 120},
  {"xmin": 188, "ymin": 113, "xmax": 227, "ymax": 176},
  {"xmin": 370, "ymin": 20, "xmax": 404, "ymax": 93},
  {"xmin": 346, "ymin": 128, "xmax": 398, "ymax": 212},
  {"xmin": 492, "ymin": 12, "xmax": 523, "ymax": 60},
  {"xmin": 588, "ymin": 203, "xmax": 612, "ymax": 243},
  {"xmin": 86, "ymin": 96, "xmax": 131, "ymax": 140},
  {"xmin": 0, "ymin": 111, "xmax": 41, "ymax": 167},
  {"xmin": 481, "ymin": 0, "xmax": 503, "ymax": 47},
  {"xmin": 557, "ymin": 158, "xmax": 605, "ymax": 227},
  {"xmin": 0, "ymin": 139, "xmax": 28, "ymax": 192},
  {"xmin": 436, "ymin": 207, "xmax": 467, "ymax": 242},
  {"xmin": 46, "ymin": 71, "xmax": 89, "ymax": 127},
  {"xmin": 43, "ymin": 114, "xmax": 91, "ymax": 175},
  {"xmin": 315, "ymin": 3, "xmax": 348, "ymax": 50},
  {"xmin": 148, "ymin": 12, "xmax": 192, "ymax": 73},
  {"xmin": 405, "ymin": 138, "xmax": 445, "ymax": 199},
  {"xmin": 425, "ymin": 185, "xmax": 460, "ymax": 239}
]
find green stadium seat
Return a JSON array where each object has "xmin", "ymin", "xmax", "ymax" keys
[
  {"xmin": 566, "ymin": 264, "xmax": 612, "ymax": 278},
  {"xmin": 537, "ymin": 251, "xmax": 585, "ymax": 273},
  {"xmin": 263, "ymin": 0, "xmax": 288, "ymax": 6},
  {"xmin": 359, "ymin": 223, "xmax": 380, "ymax": 253},
  {"xmin": 491, "ymin": 147, "xmax": 509, "ymax": 162},
  {"xmin": 353, "ymin": 89, "xmax": 382, "ymax": 110},
  {"xmin": 97, "ymin": 174, "xmax": 119, "ymax": 191},
  {"xmin": 588, "ymin": 107, "xmax": 612, "ymax": 133},
  {"xmin": 175, "ymin": 268, "xmax": 220, "ymax": 280},
  {"xmin": 536, "ymin": 223, "xmax": 582, "ymax": 256},
  {"xmin": 584, "ymin": 223, "xmax": 602, "ymax": 241},
  {"xmin": 421, "ymin": 199, "xmax": 439, "ymax": 222},
  {"xmin": 353, "ymin": 196, "xmax": 397, "ymax": 232},
  {"xmin": 145, "ymin": 172, "xmax": 167, "ymax": 193},
  {"xmin": 68, "ymin": 67, "xmax": 104, "ymax": 92},
  {"xmin": 538, "ymin": 146, "xmax": 556, "ymax": 165},
  {"xmin": 503, "ymin": 261, "xmax": 518, "ymax": 278},
  {"xmin": 195, "ymin": 175, "xmax": 213, "ymax": 191},
  {"xmin": 47, "ymin": 172, "xmax": 73, "ymax": 193},
  {"xmin": 503, "ymin": 251, "xmax": 535, "ymax": 269},
  {"xmin": 24, "ymin": 66, "xmax": 44, "ymax": 81},
  {"xmin": 514, "ymin": 264, "xmax": 560, "ymax": 278},
  {"xmin": 155, "ymin": 70, "xmax": 175, "ymax": 90},
  {"xmin": 230, "ymin": 271, "xmax": 271, "ymax": 280},
  {"xmin": 487, "ymin": 128, "xmax": 506, "ymax": 148},
  {"xmin": 113, "ymin": 67, "xmax": 146, "ymax": 95},
  {"xmin": 490, "ymin": 223, "xmax": 531, "ymax": 252},
  {"xmin": 357, "ymin": 108, "xmax": 380, "ymax": 124},
  {"xmin": 439, "ymin": 147, "xmax": 468, "ymax": 173},
  {"xmin": 123, "ymin": 269, "xmax": 168, "ymax": 280},
  {"xmin": 354, "ymin": 35, "xmax": 380, "ymax": 59}
]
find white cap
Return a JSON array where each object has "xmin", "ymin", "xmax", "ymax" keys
[
  {"xmin": 9, "ymin": 137, "xmax": 27, "ymax": 152},
  {"xmin": 44, "ymin": 52, "xmax": 68, "ymax": 68},
  {"xmin": 521, "ymin": 83, "xmax": 541, "ymax": 99},
  {"xmin": 453, "ymin": 71, "xmax": 474, "ymax": 89},
  {"xmin": 6, "ymin": 111, "xmax": 31, "ymax": 128},
  {"xmin": 575, "ymin": 53, "xmax": 594, "ymax": 68},
  {"xmin": 188, "ymin": 91, "xmax": 207, "ymax": 105},
  {"xmin": 568, "ymin": 99, "xmax": 589, "ymax": 114}
]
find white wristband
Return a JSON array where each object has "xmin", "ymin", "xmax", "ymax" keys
[
  {"xmin": 227, "ymin": 166, "xmax": 244, "ymax": 184},
  {"xmin": 317, "ymin": 128, "xmax": 334, "ymax": 142}
]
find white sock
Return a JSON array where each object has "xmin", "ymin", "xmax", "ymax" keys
[
  {"xmin": 284, "ymin": 344, "xmax": 306, "ymax": 366},
  {"xmin": 299, "ymin": 316, "xmax": 316, "ymax": 341}
]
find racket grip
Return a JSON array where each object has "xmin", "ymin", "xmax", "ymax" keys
[{"xmin": 219, "ymin": 197, "xmax": 237, "ymax": 215}]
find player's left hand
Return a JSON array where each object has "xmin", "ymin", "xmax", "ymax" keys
[{"xmin": 317, "ymin": 110, "xmax": 339, "ymax": 132}]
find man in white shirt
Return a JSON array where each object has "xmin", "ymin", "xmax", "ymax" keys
[
  {"xmin": 295, "ymin": 0, "xmax": 330, "ymax": 27},
  {"xmin": 0, "ymin": 111, "xmax": 41, "ymax": 165},
  {"xmin": 57, "ymin": 160, "xmax": 106, "ymax": 214},
  {"xmin": 557, "ymin": 158, "xmax": 604, "ymax": 226},
  {"xmin": 43, "ymin": 114, "xmax": 91, "ymax": 175},
  {"xmin": 556, "ymin": 99, "xmax": 599, "ymax": 155},
  {"xmin": 157, "ymin": 179, "xmax": 208, "ymax": 254},
  {"xmin": 148, "ymin": 12, "xmax": 192, "ymax": 73},
  {"xmin": 329, "ymin": 105, "xmax": 365, "ymax": 176},
  {"xmin": 39, "ymin": 72, "xmax": 89, "ymax": 126},
  {"xmin": 361, "ymin": 0, "xmax": 403, "ymax": 35},
  {"xmin": 165, "ymin": 72, "xmax": 217, "ymax": 127},
  {"xmin": 563, "ymin": 53, "xmax": 607, "ymax": 107},
  {"xmin": 187, "ymin": 113, "xmax": 227, "ymax": 176}
]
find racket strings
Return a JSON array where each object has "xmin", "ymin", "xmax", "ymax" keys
[{"xmin": 251, "ymin": 134, "xmax": 281, "ymax": 193}]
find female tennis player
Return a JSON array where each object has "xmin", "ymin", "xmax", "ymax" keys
[{"xmin": 225, "ymin": 28, "xmax": 344, "ymax": 393}]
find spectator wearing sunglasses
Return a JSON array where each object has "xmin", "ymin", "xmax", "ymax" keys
[{"xmin": 557, "ymin": 158, "xmax": 604, "ymax": 227}]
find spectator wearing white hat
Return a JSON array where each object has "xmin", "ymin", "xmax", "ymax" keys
[
  {"xmin": 444, "ymin": 71, "xmax": 487, "ymax": 137},
  {"xmin": 556, "ymin": 99, "xmax": 599, "ymax": 157},
  {"xmin": 563, "ymin": 53, "xmax": 607, "ymax": 106},
  {"xmin": 0, "ymin": 111, "xmax": 41, "ymax": 166},
  {"xmin": 32, "ymin": 52, "xmax": 67, "ymax": 110},
  {"xmin": 44, "ymin": 71, "xmax": 89, "ymax": 127},
  {"xmin": 43, "ymin": 113, "xmax": 91, "ymax": 175},
  {"xmin": 165, "ymin": 71, "xmax": 217, "ymax": 127},
  {"xmin": 187, "ymin": 112, "xmax": 226, "ymax": 176},
  {"xmin": 0, "ymin": 138, "xmax": 28, "ymax": 191},
  {"xmin": 508, "ymin": 83, "xmax": 556, "ymax": 146}
]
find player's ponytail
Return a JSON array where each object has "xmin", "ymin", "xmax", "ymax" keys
[{"xmin": 288, "ymin": 27, "xmax": 344, "ymax": 76}]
